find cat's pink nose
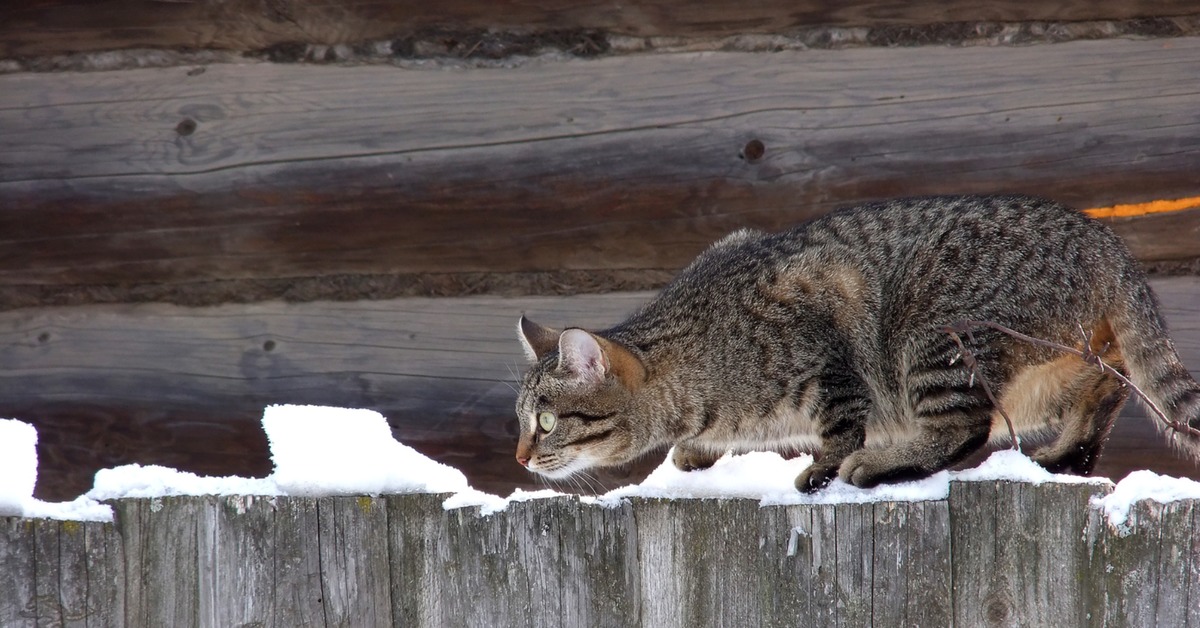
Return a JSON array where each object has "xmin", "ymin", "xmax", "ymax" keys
[{"xmin": 516, "ymin": 455, "xmax": 530, "ymax": 467}]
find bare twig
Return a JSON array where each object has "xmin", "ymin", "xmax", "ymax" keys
[
  {"xmin": 942, "ymin": 320, "xmax": 1200, "ymax": 440},
  {"xmin": 942, "ymin": 327, "xmax": 1021, "ymax": 451}
]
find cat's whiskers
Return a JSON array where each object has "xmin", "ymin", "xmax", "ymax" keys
[{"xmin": 575, "ymin": 470, "xmax": 604, "ymax": 495}]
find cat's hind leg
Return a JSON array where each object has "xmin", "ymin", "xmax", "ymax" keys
[
  {"xmin": 1031, "ymin": 367, "xmax": 1128, "ymax": 475},
  {"xmin": 840, "ymin": 341, "xmax": 995, "ymax": 488}
]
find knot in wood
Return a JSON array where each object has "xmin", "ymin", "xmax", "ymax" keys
[
  {"xmin": 176, "ymin": 118, "xmax": 197, "ymax": 136},
  {"xmin": 740, "ymin": 139, "xmax": 765, "ymax": 163}
]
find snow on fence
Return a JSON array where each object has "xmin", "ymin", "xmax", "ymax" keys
[{"xmin": 1, "ymin": 482, "xmax": 1198, "ymax": 627}]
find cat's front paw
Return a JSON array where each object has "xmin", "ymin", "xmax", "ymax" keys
[
  {"xmin": 671, "ymin": 446, "xmax": 723, "ymax": 472},
  {"xmin": 795, "ymin": 463, "xmax": 839, "ymax": 493},
  {"xmin": 839, "ymin": 450, "xmax": 922, "ymax": 488}
]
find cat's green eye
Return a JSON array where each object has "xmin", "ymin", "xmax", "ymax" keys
[{"xmin": 537, "ymin": 411, "xmax": 557, "ymax": 433}]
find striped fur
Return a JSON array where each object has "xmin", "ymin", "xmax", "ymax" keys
[{"xmin": 515, "ymin": 195, "xmax": 1200, "ymax": 491}]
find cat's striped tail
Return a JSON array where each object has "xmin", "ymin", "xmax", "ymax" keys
[{"xmin": 1110, "ymin": 270, "xmax": 1200, "ymax": 457}]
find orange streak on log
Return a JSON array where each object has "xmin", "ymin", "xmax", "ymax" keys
[{"xmin": 1084, "ymin": 196, "xmax": 1200, "ymax": 219}]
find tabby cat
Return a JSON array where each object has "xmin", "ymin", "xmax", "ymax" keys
[{"xmin": 514, "ymin": 195, "xmax": 1200, "ymax": 492}]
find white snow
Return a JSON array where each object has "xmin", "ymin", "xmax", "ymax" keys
[
  {"xmin": 86, "ymin": 464, "xmax": 282, "ymax": 501},
  {"xmin": 0, "ymin": 419, "xmax": 38, "ymax": 516},
  {"xmin": 444, "ymin": 487, "xmax": 568, "ymax": 516},
  {"xmin": 587, "ymin": 450, "xmax": 950, "ymax": 507},
  {"xmin": 262, "ymin": 404, "xmax": 469, "ymax": 496},
  {"xmin": 21, "ymin": 496, "xmax": 117, "ymax": 522},
  {"xmin": 4, "ymin": 406, "xmax": 1200, "ymax": 523},
  {"xmin": 953, "ymin": 449, "xmax": 1112, "ymax": 486},
  {"xmin": 1, "ymin": 405, "xmax": 469, "ymax": 522},
  {"xmin": 1092, "ymin": 470, "xmax": 1200, "ymax": 533},
  {"xmin": 581, "ymin": 448, "xmax": 1109, "ymax": 509}
]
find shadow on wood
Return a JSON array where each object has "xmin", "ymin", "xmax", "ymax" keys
[{"xmin": 3, "ymin": 1, "xmax": 1199, "ymax": 57}]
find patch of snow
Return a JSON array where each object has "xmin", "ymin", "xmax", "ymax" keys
[
  {"xmin": 21, "ymin": 496, "xmax": 114, "ymax": 522},
  {"xmin": 1092, "ymin": 470, "xmax": 1200, "ymax": 533},
  {"xmin": 0, "ymin": 419, "xmax": 38, "ymax": 517},
  {"xmin": 0, "ymin": 419, "xmax": 113, "ymax": 522},
  {"xmin": 444, "ymin": 487, "xmax": 567, "ymax": 516},
  {"xmin": 262, "ymin": 404, "xmax": 469, "ymax": 496},
  {"xmin": 86, "ymin": 464, "xmax": 281, "ymax": 500},
  {"xmin": 590, "ymin": 450, "xmax": 950, "ymax": 507},
  {"xmin": 953, "ymin": 449, "xmax": 1112, "ymax": 486}
]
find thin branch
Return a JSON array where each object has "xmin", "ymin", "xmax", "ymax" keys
[
  {"xmin": 942, "ymin": 327, "xmax": 1021, "ymax": 451},
  {"xmin": 942, "ymin": 320, "xmax": 1200, "ymax": 440}
]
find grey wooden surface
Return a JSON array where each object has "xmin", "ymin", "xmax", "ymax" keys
[
  {"xmin": 1, "ymin": 37, "xmax": 1198, "ymax": 306},
  {"xmin": 0, "ymin": 483, "xmax": 1197, "ymax": 626}
]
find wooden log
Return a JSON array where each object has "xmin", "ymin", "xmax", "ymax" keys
[
  {"xmin": 3, "ymin": 1, "xmax": 1198, "ymax": 58},
  {"xmin": 4, "ymin": 279, "xmax": 1200, "ymax": 503},
  {"xmin": 2, "ymin": 38, "xmax": 1200, "ymax": 308}
]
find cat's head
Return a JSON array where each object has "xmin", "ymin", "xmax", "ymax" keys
[{"xmin": 513, "ymin": 316, "xmax": 647, "ymax": 478}]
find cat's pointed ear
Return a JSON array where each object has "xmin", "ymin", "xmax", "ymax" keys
[
  {"xmin": 517, "ymin": 316, "xmax": 560, "ymax": 362},
  {"xmin": 558, "ymin": 329, "xmax": 608, "ymax": 383},
  {"xmin": 559, "ymin": 329, "xmax": 647, "ymax": 390}
]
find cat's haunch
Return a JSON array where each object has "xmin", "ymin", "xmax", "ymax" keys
[{"xmin": 514, "ymin": 195, "xmax": 1200, "ymax": 492}]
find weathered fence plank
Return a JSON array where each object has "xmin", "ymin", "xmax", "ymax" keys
[
  {"xmin": 1089, "ymin": 499, "xmax": 1199, "ymax": 627},
  {"xmin": 272, "ymin": 497, "xmax": 326, "ymax": 626},
  {"xmin": 868, "ymin": 501, "xmax": 954, "ymax": 627},
  {"xmin": 118, "ymin": 497, "xmax": 202, "ymax": 627},
  {"xmin": 83, "ymin": 521, "xmax": 125, "ymax": 628},
  {"xmin": 317, "ymin": 496, "xmax": 393, "ymax": 626},
  {"xmin": 4, "ymin": 484, "xmax": 1200, "ymax": 626},
  {"xmin": 949, "ymin": 481, "xmax": 1108, "ymax": 627},
  {"xmin": 205, "ymin": 496, "xmax": 277, "ymax": 627},
  {"xmin": 634, "ymin": 498, "xmax": 765, "ymax": 627},
  {"xmin": 0, "ymin": 519, "xmax": 36, "ymax": 627},
  {"xmin": 0, "ymin": 518, "xmax": 122, "ymax": 628},
  {"xmin": 1152, "ymin": 501, "xmax": 1196, "ymax": 628}
]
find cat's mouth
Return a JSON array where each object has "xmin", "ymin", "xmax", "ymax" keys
[{"xmin": 528, "ymin": 453, "xmax": 595, "ymax": 479}]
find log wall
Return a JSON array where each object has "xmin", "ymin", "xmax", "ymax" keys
[
  {"xmin": 3, "ymin": 2, "xmax": 1200, "ymax": 508},
  {"xmin": 4, "ymin": 1, "xmax": 1199, "ymax": 58},
  {"xmin": 1, "ymin": 483, "xmax": 1197, "ymax": 627},
  {"xmin": 3, "ymin": 37, "xmax": 1200, "ymax": 309}
]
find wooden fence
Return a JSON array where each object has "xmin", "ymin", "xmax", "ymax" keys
[{"xmin": 2, "ymin": 481, "xmax": 1197, "ymax": 627}]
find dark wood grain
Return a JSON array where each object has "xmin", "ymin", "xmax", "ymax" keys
[
  {"xmin": 1, "ymin": 38, "xmax": 1198, "ymax": 308},
  {"xmin": 3, "ymin": 1, "xmax": 1199, "ymax": 58},
  {"xmin": 4, "ymin": 279, "xmax": 1199, "ymax": 503}
]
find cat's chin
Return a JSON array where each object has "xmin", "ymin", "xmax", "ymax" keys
[{"xmin": 530, "ymin": 456, "xmax": 598, "ymax": 480}]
